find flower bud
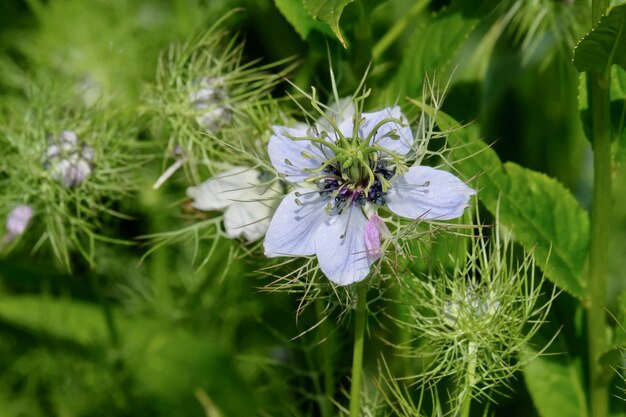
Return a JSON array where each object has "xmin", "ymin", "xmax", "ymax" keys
[
  {"xmin": 6, "ymin": 205, "xmax": 33, "ymax": 237},
  {"xmin": 189, "ymin": 76, "xmax": 232, "ymax": 132},
  {"xmin": 44, "ymin": 131, "xmax": 94, "ymax": 187}
]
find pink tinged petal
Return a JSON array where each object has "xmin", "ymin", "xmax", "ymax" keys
[
  {"xmin": 360, "ymin": 106, "xmax": 414, "ymax": 155},
  {"xmin": 264, "ymin": 189, "xmax": 328, "ymax": 257},
  {"xmin": 6, "ymin": 205, "xmax": 33, "ymax": 236},
  {"xmin": 364, "ymin": 215, "xmax": 390, "ymax": 258},
  {"xmin": 386, "ymin": 165, "xmax": 476, "ymax": 220},
  {"xmin": 224, "ymin": 200, "xmax": 272, "ymax": 242},
  {"xmin": 186, "ymin": 167, "xmax": 260, "ymax": 211},
  {"xmin": 268, "ymin": 126, "xmax": 329, "ymax": 183},
  {"xmin": 315, "ymin": 206, "xmax": 373, "ymax": 286}
]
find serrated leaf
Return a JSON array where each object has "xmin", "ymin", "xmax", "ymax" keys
[
  {"xmin": 434, "ymin": 112, "xmax": 588, "ymax": 298},
  {"xmin": 573, "ymin": 4, "xmax": 626, "ymax": 75},
  {"xmin": 302, "ymin": 0, "xmax": 354, "ymax": 48},
  {"xmin": 273, "ymin": 0, "xmax": 332, "ymax": 40},
  {"xmin": 522, "ymin": 340, "xmax": 588, "ymax": 417}
]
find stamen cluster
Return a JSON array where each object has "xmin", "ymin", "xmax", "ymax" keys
[{"xmin": 317, "ymin": 157, "xmax": 396, "ymax": 216}]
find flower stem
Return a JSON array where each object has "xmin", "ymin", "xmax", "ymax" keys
[
  {"xmin": 459, "ymin": 341, "xmax": 477, "ymax": 417},
  {"xmin": 315, "ymin": 299, "xmax": 334, "ymax": 417},
  {"xmin": 587, "ymin": 72, "xmax": 612, "ymax": 417},
  {"xmin": 587, "ymin": 3, "xmax": 611, "ymax": 417},
  {"xmin": 349, "ymin": 285, "xmax": 367, "ymax": 417}
]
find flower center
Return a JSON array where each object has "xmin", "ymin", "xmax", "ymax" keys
[{"xmin": 317, "ymin": 154, "xmax": 395, "ymax": 215}]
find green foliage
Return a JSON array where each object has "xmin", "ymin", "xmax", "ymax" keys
[
  {"xmin": 302, "ymin": 0, "xmax": 355, "ymax": 47},
  {"xmin": 523, "ymin": 339, "xmax": 588, "ymax": 417},
  {"xmin": 431, "ymin": 110, "xmax": 589, "ymax": 299},
  {"xmin": 0, "ymin": 1, "xmax": 624, "ymax": 416},
  {"xmin": 273, "ymin": 0, "xmax": 333, "ymax": 40},
  {"xmin": 385, "ymin": 4, "xmax": 482, "ymax": 102},
  {"xmin": 573, "ymin": 4, "xmax": 626, "ymax": 76}
]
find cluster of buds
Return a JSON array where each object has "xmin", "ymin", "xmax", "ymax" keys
[
  {"xmin": 188, "ymin": 76, "xmax": 232, "ymax": 132},
  {"xmin": 43, "ymin": 130, "xmax": 94, "ymax": 187}
]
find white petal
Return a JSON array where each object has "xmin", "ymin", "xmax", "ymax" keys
[
  {"xmin": 268, "ymin": 126, "xmax": 330, "ymax": 183},
  {"xmin": 187, "ymin": 167, "xmax": 261, "ymax": 211},
  {"xmin": 360, "ymin": 106, "xmax": 414, "ymax": 155},
  {"xmin": 386, "ymin": 166, "xmax": 476, "ymax": 220},
  {"xmin": 315, "ymin": 205, "xmax": 373, "ymax": 285},
  {"xmin": 224, "ymin": 200, "xmax": 272, "ymax": 242},
  {"xmin": 264, "ymin": 188, "xmax": 328, "ymax": 257}
]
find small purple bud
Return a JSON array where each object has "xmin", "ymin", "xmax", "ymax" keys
[{"xmin": 6, "ymin": 205, "xmax": 33, "ymax": 237}]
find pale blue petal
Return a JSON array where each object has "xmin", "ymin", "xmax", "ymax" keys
[
  {"xmin": 268, "ymin": 126, "xmax": 330, "ymax": 183},
  {"xmin": 264, "ymin": 188, "xmax": 328, "ymax": 257},
  {"xmin": 315, "ymin": 205, "xmax": 373, "ymax": 285},
  {"xmin": 360, "ymin": 106, "xmax": 413, "ymax": 155},
  {"xmin": 386, "ymin": 166, "xmax": 475, "ymax": 220}
]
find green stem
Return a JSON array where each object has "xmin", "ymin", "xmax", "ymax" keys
[
  {"xmin": 349, "ymin": 285, "xmax": 368, "ymax": 417},
  {"xmin": 372, "ymin": 0, "xmax": 429, "ymax": 61},
  {"xmin": 459, "ymin": 341, "xmax": 477, "ymax": 417},
  {"xmin": 587, "ymin": 3, "xmax": 611, "ymax": 417},
  {"xmin": 587, "ymin": 71, "xmax": 612, "ymax": 417},
  {"xmin": 315, "ymin": 299, "xmax": 334, "ymax": 417}
]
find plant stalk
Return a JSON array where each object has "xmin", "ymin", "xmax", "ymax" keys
[
  {"xmin": 349, "ymin": 285, "xmax": 368, "ymax": 417},
  {"xmin": 587, "ymin": 3, "xmax": 611, "ymax": 417},
  {"xmin": 587, "ymin": 70, "xmax": 611, "ymax": 417},
  {"xmin": 315, "ymin": 299, "xmax": 334, "ymax": 417},
  {"xmin": 459, "ymin": 341, "xmax": 477, "ymax": 417}
]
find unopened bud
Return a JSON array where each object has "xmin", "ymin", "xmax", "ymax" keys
[{"xmin": 6, "ymin": 205, "xmax": 33, "ymax": 237}]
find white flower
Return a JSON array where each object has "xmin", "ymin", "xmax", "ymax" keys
[
  {"xmin": 263, "ymin": 106, "xmax": 476, "ymax": 285},
  {"xmin": 44, "ymin": 130, "xmax": 94, "ymax": 187},
  {"xmin": 6, "ymin": 205, "xmax": 33, "ymax": 238},
  {"xmin": 187, "ymin": 166, "xmax": 280, "ymax": 242}
]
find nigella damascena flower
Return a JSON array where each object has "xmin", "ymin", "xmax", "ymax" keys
[
  {"xmin": 187, "ymin": 166, "xmax": 280, "ymax": 242},
  {"xmin": 5, "ymin": 205, "xmax": 33, "ymax": 239},
  {"xmin": 189, "ymin": 76, "xmax": 233, "ymax": 132},
  {"xmin": 44, "ymin": 130, "xmax": 94, "ymax": 187},
  {"xmin": 263, "ymin": 106, "xmax": 476, "ymax": 285}
]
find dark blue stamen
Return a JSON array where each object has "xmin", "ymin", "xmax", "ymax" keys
[{"xmin": 317, "ymin": 157, "xmax": 397, "ymax": 215}]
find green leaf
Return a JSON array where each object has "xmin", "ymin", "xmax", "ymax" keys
[
  {"xmin": 573, "ymin": 4, "xmax": 626, "ymax": 75},
  {"xmin": 522, "ymin": 339, "xmax": 588, "ymax": 417},
  {"xmin": 302, "ymin": 0, "xmax": 354, "ymax": 48},
  {"xmin": 435, "ymin": 112, "xmax": 589, "ymax": 298},
  {"xmin": 273, "ymin": 0, "xmax": 333, "ymax": 40},
  {"xmin": 384, "ymin": 3, "xmax": 483, "ymax": 101}
]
